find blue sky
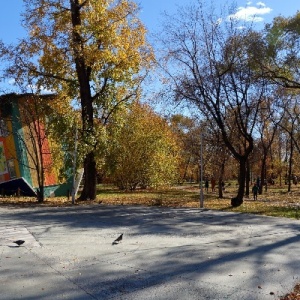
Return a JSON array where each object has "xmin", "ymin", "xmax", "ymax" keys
[
  {"xmin": 0, "ymin": 0, "xmax": 299, "ymax": 45},
  {"xmin": 0, "ymin": 0, "xmax": 298, "ymax": 94}
]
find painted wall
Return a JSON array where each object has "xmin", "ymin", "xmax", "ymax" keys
[{"xmin": 0, "ymin": 93, "xmax": 70, "ymax": 196}]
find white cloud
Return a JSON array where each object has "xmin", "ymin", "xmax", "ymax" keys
[
  {"xmin": 8, "ymin": 79, "xmax": 15, "ymax": 85},
  {"xmin": 228, "ymin": 2, "xmax": 272, "ymax": 22},
  {"xmin": 27, "ymin": 84, "xmax": 54, "ymax": 94},
  {"xmin": 256, "ymin": 2, "xmax": 266, "ymax": 7}
]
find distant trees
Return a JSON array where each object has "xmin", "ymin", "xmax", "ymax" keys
[
  {"xmin": 169, "ymin": 114, "xmax": 230, "ymax": 198},
  {"xmin": 169, "ymin": 115, "xmax": 201, "ymax": 183},
  {"xmin": 260, "ymin": 12, "xmax": 300, "ymax": 189},
  {"xmin": 255, "ymin": 96, "xmax": 279, "ymax": 194},
  {"xmin": 276, "ymin": 93, "xmax": 300, "ymax": 191}
]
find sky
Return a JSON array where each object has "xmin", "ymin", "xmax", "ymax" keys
[
  {"xmin": 138, "ymin": 0, "xmax": 299, "ymax": 30},
  {"xmin": 0, "ymin": 0, "xmax": 299, "ymax": 93},
  {"xmin": 0, "ymin": 0, "xmax": 299, "ymax": 44}
]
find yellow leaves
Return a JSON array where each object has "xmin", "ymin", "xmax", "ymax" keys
[
  {"xmin": 106, "ymin": 102, "xmax": 181, "ymax": 189},
  {"xmin": 78, "ymin": 0, "xmax": 153, "ymax": 77},
  {"xmin": 20, "ymin": 0, "xmax": 154, "ymax": 93}
]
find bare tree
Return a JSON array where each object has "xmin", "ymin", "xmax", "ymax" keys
[
  {"xmin": 277, "ymin": 92, "xmax": 300, "ymax": 192},
  {"xmin": 158, "ymin": 1, "xmax": 270, "ymax": 206},
  {"xmin": 255, "ymin": 96, "xmax": 279, "ymax": 194}
]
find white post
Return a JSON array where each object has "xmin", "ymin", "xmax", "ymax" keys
[
  {"xmin": 200, "ymin": 132, "xmax": 204, "ymax": 208},
  {"xmin": 71, "ymin": 125, "xmax": 78, "ymax": 205}
]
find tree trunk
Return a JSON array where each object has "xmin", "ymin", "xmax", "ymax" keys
[
  {"xmin": 231, "ymin": 158, "xmax": 246, "ymax": 207},
  {"xmin": 287, "ymin": 136, "xmax": 294, "ymax": 193},
  {"xmin": 183, "ymin": 156, "xmax": 191, "ymax": 182},
  {"xmin": 218, "ymin": 161, "xmax": 225, "ymax": 198},
  {"xmin": 37, "ymin": 186, "xmax": 44, "ymax": 203},
  {"xmin": 245, "ymin": 159, "xmax": 250, "ymax": 197},
  {"xmin": 78, "ymin": 151, "xmax": 97, "ymax": 200},
  {"xmin": 37, "ymin": 169, "xmax": 45, "ymax": 202},
  {"xmin": 36, "ymin": 146, "xmax": 45, "ymax": 203},
  {"xmin": 260, "ymin": 157, "xmax": 266, "ymax": 195},
  {"xmin": 70, "ymin": 0, "xmax": 97, "ymax": 200}
]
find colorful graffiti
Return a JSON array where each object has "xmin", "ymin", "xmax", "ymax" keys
[
  {"xmin": 0, "ymin": 93, "xmax": 71, "ymax": 196},
  {"xmin": 0, "ymin": 141, "xmax": 7, "ymax": 175}
]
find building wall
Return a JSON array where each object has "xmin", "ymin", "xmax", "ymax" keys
[
  {"xmin": 5, "ymin": 118, "xmax": 21, "ymax": 178},
  {"xmin": 0, "ymin": 113, "xmax": 20, "ymax": 182},
  {"xmin": 0, "ymin": 140, "xmax": 9, "ymax": 182},
  {"xmin": 0, "ymin": 93, "xmax": 67, "ymax": 195},
  {"xmin": 11, "ymin": 100, "xmax": 33, "ymax": 185}
]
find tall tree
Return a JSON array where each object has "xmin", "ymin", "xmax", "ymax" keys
[
  {"xmin": 277, "ymin": 92, "xmax": 300, "ymax": 191},
  {"xmin": 158, "ymin": 2, "xmax": 269, "ymax": 206},
  {"xmin": 0, "ymin": 0, "xmax": 153, "ymax": 200}
]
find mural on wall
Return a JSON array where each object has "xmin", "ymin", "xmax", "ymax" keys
[
  {"xmin": 0, "ymin": 141, "xmax": 7, "ymax": 175},
  {"xmin": 0, "ymin": 93, "xmax": 72, "ymax": 197}
]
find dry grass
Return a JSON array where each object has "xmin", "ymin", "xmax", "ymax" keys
[
  {"xmin": 280, "ymin": 284, "xmax": 300, "ymax": 300},
  {"xmin": 94, "ymin": 183, "xmax": 300, "ymax": 219},
  {"xmin": 0, "ymin": 183, "xmax": 299, "ymax": 219}
]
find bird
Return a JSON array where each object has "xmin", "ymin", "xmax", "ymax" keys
[
  {"xmin": 13, "ymin": 240, "xmax": 25, "ymax": 247},
  {"xmin": 112, "ymin": 234, "xmax": 123, "ymax": 245}
]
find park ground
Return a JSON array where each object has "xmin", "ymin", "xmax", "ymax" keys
[
  {"xmin": 1, "ymin": 182, "xmax": 299, "ymax": 219},
  {"xmin": 0, "ymin": 182, "xmax": 299, "ymax": 299}
]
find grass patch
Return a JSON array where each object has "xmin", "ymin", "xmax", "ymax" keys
[{"xmin": 93, "ymin": 184, "xmax": 300, "ymax": 219}]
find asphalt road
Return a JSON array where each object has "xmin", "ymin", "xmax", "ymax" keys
[{"xmin": 0, "ymin": 204, "xmax": 299, "ymax": 300}]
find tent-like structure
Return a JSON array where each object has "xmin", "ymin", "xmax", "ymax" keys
[{"xmin": 0, "ymin": 177, "xmax": 37, "ymax": 196}]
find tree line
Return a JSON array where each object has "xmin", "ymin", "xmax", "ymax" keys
[
  {"xmin": 0, "ymin": 0, "xmax": 299, "ymax": 206},
  {"xmin": 156, "ymin": 2, "xmax": 300, "ymax": 206}
]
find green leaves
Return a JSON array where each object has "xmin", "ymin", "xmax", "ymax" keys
[{"xmin": 264, "ymin": 12, "xmax": 300, "ymax": 88}]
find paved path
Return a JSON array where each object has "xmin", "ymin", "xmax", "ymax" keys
[{"xmin": 0, "ymin": 205, "xmax": 299, "ymax": 299}]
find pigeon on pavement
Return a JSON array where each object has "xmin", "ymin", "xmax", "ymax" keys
[
  {"xmin": 13, "ymin": 240, "xmax": 25, "ymax": 246},
  {"xmin": 112, "ymin": 234, "xmax": 123, "ymax": 245}
]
